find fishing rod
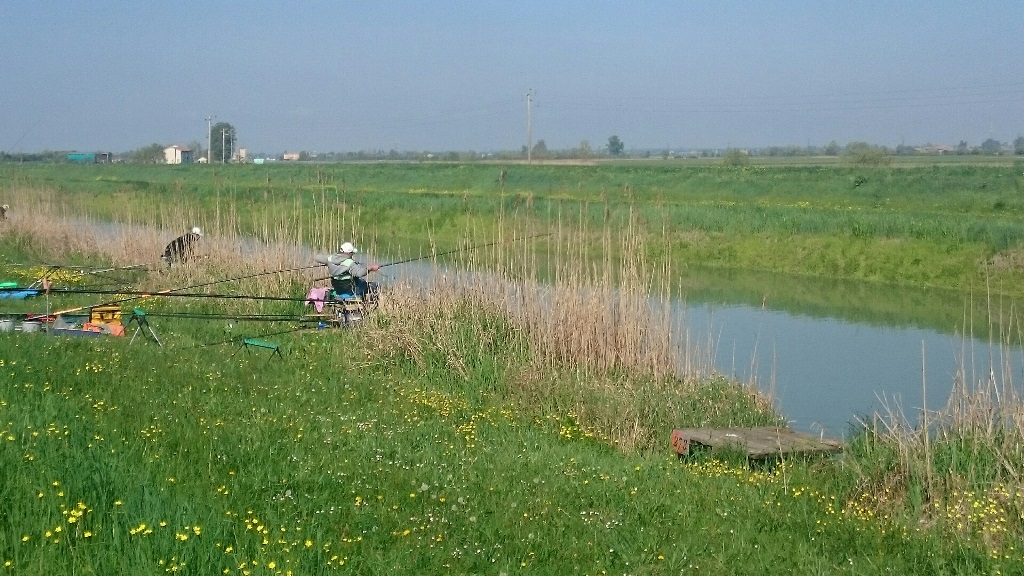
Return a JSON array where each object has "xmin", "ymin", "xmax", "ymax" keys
[
  {"xmin": 3, "ymin": 262, "xmax": 154, "ymax": 292},
  {"xmin": 304, "ymin": 233, "xmax": 555, "ymax": 283},
  {"xmin": 46, "ymin": 233, "xmax": 551, "ymax": 315},
  {"xmin": 379, "ymin": 232, "xmax": 553, "ymax": 268},
  {"xmin": 5, "ymin": 262, "xmax": 156, "ymax": 274},
  {"xmin": 67, "ymin": 263, "xmax": 153, "ymax": 274},
  {"xmin": 53, "ymin": 264, "xmax": 321, "ymax": 316},
  {"xmin": 5, "ymin": 286, "xmax": 314, "ymax": 303},
  {"xmin": 140, "ymin": 311, "xmax": 308, "ymax": 322},
  {"xmin": 27, "ymin": 266, "xmax": 61, "ymax": 291}
]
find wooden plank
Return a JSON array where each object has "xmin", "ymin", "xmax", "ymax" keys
[{"xmin": 671, "ymin": 427, "xmax": 842, "ymax": 459}]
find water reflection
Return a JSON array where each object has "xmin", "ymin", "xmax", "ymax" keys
[
  {"xmin": 676, "ymin": 265, "xmax": 1002, "ymax": 335},
  {"xmin": 678, "ymin": 269, "xmax": 1024, "ymax": 439},
  {"xmin": 400, "ymin": 261, "xmax": 1024, "ymax": 440}
]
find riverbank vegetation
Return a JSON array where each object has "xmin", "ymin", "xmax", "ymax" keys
[
  {"xmin": 2, "ymin": 164, "xmax": 1024, "ymax": 573},
  {"xmin": 5, "ymin": 159, "xmax": 1024, "ymax": 297}
]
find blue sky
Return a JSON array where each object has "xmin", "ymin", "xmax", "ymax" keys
[{"xmin": 1, "ymin": 1, "xmax": 1021, "ymax": 153}]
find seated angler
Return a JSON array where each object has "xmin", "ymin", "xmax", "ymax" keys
[{"xmin": 314, "ymin": 241, "xmax": 380, "ymax": 300}]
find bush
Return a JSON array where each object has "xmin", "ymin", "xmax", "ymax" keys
[{"xmin": 723, "ymin": 148, "xmax": 750, "ymax": 167}]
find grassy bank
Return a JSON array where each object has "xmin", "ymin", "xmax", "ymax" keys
[
  {"xmin": 2, "ymin": 201, "xmax": 1024, "ymax": 573},
  {"xmin": 4, "ymin": 161, "xmax": 1024, "ymax": 297},
  {"xmin": 3, "ymin": 328, "xmax": 1015, "ymax": 575}
]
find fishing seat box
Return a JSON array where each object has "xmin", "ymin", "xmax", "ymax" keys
[{"xmin": 90, "ymin": 305, "xmax": 123, "ymax": 325}]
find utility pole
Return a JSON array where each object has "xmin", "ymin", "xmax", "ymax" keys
[
  {"xmin": 221, "ymin": 128, "xmax": 228, "ymax": 164},
  {"xmin": 206, "ymin": 116, "xmax": 215, "ymax": 163},
  {"xmin": 526, "ymin": 89, "xmax": 533, "ymax": 164}
]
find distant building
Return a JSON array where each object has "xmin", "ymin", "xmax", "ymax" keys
[
  {"xmin": 235, "ymin": 148, "xmax": 248, "ymax": 162},
  {"xmin": 282, "ymin": 152, "xmax": 300, "ymax": 161},
  {"xmin": 163, "ymin": 145, "xmax": 193, "ymax": 164},
  {"xmin": 67, "ymin": 152, "xmax": 111, "ymax": 163},
  {"xmin": 916, "ymin": 144, "xmax": 955, "ymax": 155}
]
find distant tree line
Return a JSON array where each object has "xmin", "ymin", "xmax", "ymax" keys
[
  {"xmin": 0, "ymin": 151, "xmax": 69, "ymax": 163},
  {"xmin": 3, "ymin": 135, "xmax": 1024, "ymax": 164},
  {"xmin": 305, "ymin": 137, "xmax": 1024, "ymax": 164}
]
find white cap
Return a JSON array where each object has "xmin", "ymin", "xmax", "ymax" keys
[
  {"xmin": 191, "ymin": 226, "xmax": 203, "ymax": 236},
  {"xmin": 339, "ymin": 241, "xmax": 357, "ymax": 254}
]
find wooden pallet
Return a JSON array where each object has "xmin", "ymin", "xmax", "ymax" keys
[{"xmin": 671, "ymin": 427, "xmax": 843, "ymax": 460}]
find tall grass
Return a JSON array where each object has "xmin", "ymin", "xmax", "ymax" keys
[
  {"xmin": 0, "ymin": 193, "xmax": 779, "ymax": 451},
  {"xmin": 843, "ymin": 298, "xmax": 1024, "ymax": 552},
  {"xmin": 4, "ymin": 185, "xmax": 1024, "ymax": 570},
  {"xmin": 6, "ymin": 162, "xmax": 1024, "ymax": 259},
  {"xmin": 2, "ymin": 325, "xmax": 1004, "ymax": 574}
]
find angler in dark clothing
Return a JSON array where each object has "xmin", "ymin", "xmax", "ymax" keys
[
  {"xmin": 162, "ymin": 227, "xmax": 203, "ymax": 266},
  {"xmin": 314, "ymin": 241, "xmax": 380, "ymax": 300}
]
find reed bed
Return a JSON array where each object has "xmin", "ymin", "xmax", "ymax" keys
[
  {"xmin": 5, "ymin": 181, "xmax": 1022, "ymax": 455},
  {"xmin": 0, "ymin": 186, "xmax": 361, "ymax": 312},
  {"xmin": 6, "ymin": 176, "xmax": 1024, "ymax": 559},
  {"xmin": 360, "ymin": 280, "xmax": 777, "ymax": 452},
  {"xmin": 350, "ymin": 204, "xmax": 779, "ymax": 451},
  {"xmin": 844, "ymin": 310, "xmax": 1024, "ymax": 552},
  {"xmin": 8, "ymin": 162, "xmax": 1024, "ymax": 251},
  {"xmin": 1, "ymin": 190, "xmax": 777, "ymax": 451}
]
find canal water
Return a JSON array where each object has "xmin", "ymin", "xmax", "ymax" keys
[
  {"xmin": 674, "ymin": 267, "xmax": 1024, "ymax": 439},
  {"xmin": 394, "ymin": 259, "xmax": 1023, "ymax": 440}
]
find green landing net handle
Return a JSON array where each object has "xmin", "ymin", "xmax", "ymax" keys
[{"xmin": 0, "ymin": 282, "xmax": 17, "ymax": 288}]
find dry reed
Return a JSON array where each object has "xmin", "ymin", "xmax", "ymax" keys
[
  {"xmin": 1, "ymin": 187, "xmax": 774, "ymax": 450},
  {"xmin": 847, "ymin": 303, "xmax": 1024, "ymax": 548}
]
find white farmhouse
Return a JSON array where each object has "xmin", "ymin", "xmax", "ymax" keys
[{"xmin": 163, "ymin": 145, "xmax": 193, "ymax": 164}]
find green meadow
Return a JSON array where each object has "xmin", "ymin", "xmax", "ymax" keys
[
  {"xmin": 5, "ymin": 158, "xmax": 1024, "ymax": 298},
  {"xmin": 1, "ymin": 327, "xmax": 1016, "ymax": 575},
  {"xmin": 2, "ymin": 160, "xmax": 1024, "ymax": 574}
]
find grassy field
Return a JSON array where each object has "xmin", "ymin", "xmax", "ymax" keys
[
  {"xmin": 2, "ymin": 162, "xmax": 1024, "ymax": 573},
  {"xmin": 6, "ymin": 159, "xmax": 1024, "ymax": 333},
  {"xmin": 4, "ymin": 159, "xmax": 1024, "ymax": 296},
  {"xmin": 2, "ymin": 327, "xmax": 1017, "ymax": 575}
]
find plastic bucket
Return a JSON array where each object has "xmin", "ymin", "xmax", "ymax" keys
[
  {"xmin": 20, "ymin": 320, "xmax": 41, "ymax": 333},
  {"xmin": 0, "ymin": 318, "xmax": 13, "ymax": 332}
]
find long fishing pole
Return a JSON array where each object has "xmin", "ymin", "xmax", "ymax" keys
[
  {"xmin": 48, "ymin": 233, "xmax": 551, "ymax": 315},
  {"xmin": 379, "ymin": 232, "xmax": 552, "ymax": 268},
  {"xmin": 52, "ymin": 264, "xmax": 321, "ymax": 316},
  {"xmin": 5, "ymin": 286, "xmax": 314, "ymax": 303},
  {"xmin": 5, "ymin": 262, "xmax": 156, "ymax": 293},
  {"xmin": 140, "ymin": 311, "xmax": 308, "ymax": 322},
  {"xmin": 5, "ymin": 262, "xmax": 156, "ymax": 274},
  {"xmin": 303, "ymin": 233, "xmax": 555, "ymax": 283}
]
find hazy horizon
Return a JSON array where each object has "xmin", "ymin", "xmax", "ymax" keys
[{"xmin": 2, "ymin": 2, "xmax": 1022, "ymax": 154}]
